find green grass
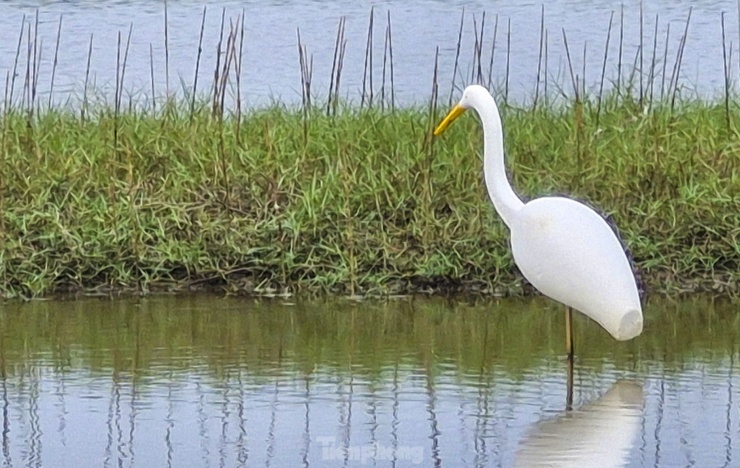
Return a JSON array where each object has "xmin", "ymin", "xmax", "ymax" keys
[{"xmin": 0, "ymin": 94, "xmax": 738, "ymax": 299}]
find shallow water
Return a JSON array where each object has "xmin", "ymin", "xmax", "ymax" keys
[
  {"xmin": 0, "ymin": 294, "xmax": 737, "ymax": 467},
  {"xmin": 0, "ymin": 1, "xmax": 739, "ymax": 107}
]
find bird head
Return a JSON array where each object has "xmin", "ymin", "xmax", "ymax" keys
[{"xmin": 434, "ymin": 85, "xmax": 493, "ymax": 136}]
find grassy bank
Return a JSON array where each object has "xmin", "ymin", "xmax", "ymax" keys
[{"xmin": 0, "ymin": 93, "xmax": 738, "ymax": 299}]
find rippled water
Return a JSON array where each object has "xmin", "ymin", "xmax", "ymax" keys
[
  {"xmin": 0, "ymin": 1, "xmax": 739, "ymax": 107},
  {"xmin": 0, "ymin": 295, "xmax": 737, "ymax": 466}
]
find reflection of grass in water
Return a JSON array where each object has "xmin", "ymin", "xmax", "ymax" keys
[{"xmin": 0, "ymin": 296, "xmax": 736, "ymax": 382}]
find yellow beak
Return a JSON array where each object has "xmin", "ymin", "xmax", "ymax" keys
[{"xmin": 433, "ymin": 104, "xmax": 467, "ymax": 136}]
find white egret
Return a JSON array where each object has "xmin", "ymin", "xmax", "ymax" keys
[{"xmin": 434, "ymin": 85, "xmax": 643, "ymax": 363}]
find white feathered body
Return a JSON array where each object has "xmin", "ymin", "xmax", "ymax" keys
[{"xmin": 509, "ymin": 196, "xmax": 643, "ymax": 341}]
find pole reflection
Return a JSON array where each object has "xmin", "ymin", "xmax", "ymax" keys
[
  {"xmin": 301, "ymin": 375, "xmax": 310, "ymax": 468},
  {"xmin": 0, "ymin": 296, "xmax": 733, "ymax": 466},
  {"xmin": 425, "ymin": 370, "xmax": 441, "ymax": 468}
]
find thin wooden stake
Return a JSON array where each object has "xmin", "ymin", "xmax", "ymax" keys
[
  {"xmin": 486, "ymin": 14, "xmax": 499, "ymax": 91},
  {"xmin": 639, "ymin": 0, "xmax": 644, "ymax": 105},
  {"xmin": 647, "ymin": 14, "xmax": 659, "ymax": 107},
  {"xmin": 670, "ymin": 7, "xmax": 692, "ymax": 111},
  {"xmin": 48, "ymin": 14, "xmax": 63, "ymax": 110},
  {"xmin": 618, "ymin": 4, "xmax": 624, "ymax": 96},
  {"xmin": 449, "ymin": 8, "xmax": 465, "ymax": 105},
  {"xmin": 82, "ymin": 34, "xmax": 93, "ymax": 121},
  {"xmin": 149, "ymin": 43, "xmax": 156, "ymax": 113},
  {"xmin": 722, "ymin": 11, "xmax": 731, "ymax": 132},
  {"xmin": 164, "ymin": 0, "xmax": 170, "ymax": 98},
  {"xmin": 563, "ymin": 29, "xmax": 579, "ymax": 101},
  {"xmin": 190, "ymin": 6, "xmax": 207, "ymax": 119},
  {"xmin": 504, "ymin": 18, "xmax": 511, "ymax": 105},
  {"xmin": 9, "ymin": 15, "xmax": 26, "ymax": 108},
  {"xmin": 534, "ymin": 5, "xmax": 545, "ymax": 111},
  {"xmin": 660, "ymin": 24, "xmax": 671, "ymax": 101},
  {"xmin": 361, "ymin": 7, "xmax": 375, "ymax": 108},
  {"xmin": 597, "ymin": 11, "xmax": 614, "ymax": 127}
]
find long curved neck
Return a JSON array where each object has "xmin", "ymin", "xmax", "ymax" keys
[{"xmin": 473, "ymin": 95, "xmax": 523, "ymax": 227}]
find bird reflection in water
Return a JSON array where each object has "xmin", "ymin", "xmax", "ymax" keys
[{"xmin": 514, "ymin": 381, "xmax": 644, "ymax": 468}]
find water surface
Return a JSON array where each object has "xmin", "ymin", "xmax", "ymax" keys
[
  {"xmin": 1, "ymin": 1, "xmax": 739, "ymax": 107},
  {"xmin": 0, "ymin": 294, "xmax": 737, "ymax": 466}
]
